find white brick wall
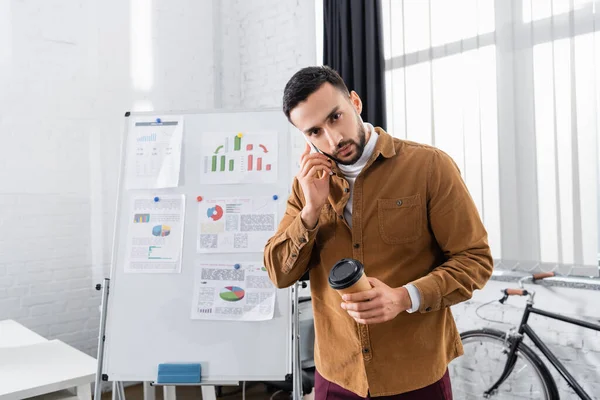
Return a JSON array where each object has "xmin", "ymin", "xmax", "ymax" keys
[
  {"xmin": 453, "ymin": 280, "xmax": 600, "ymax": 399},
  {"xmin": 219, "ymin": 0, "xmax": 316, "ymax": 109},
  {"xmin": 0, "ymin": 0, "xmax": 213, "ymax": 358},
  {"xmin": 0, "ymin": 0, "xmax": 310, "ymax": 360}
]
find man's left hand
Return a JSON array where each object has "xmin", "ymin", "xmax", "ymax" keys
[{"xmin": 341, "ymin": 278, "xmax": 412, "ymax": 324}]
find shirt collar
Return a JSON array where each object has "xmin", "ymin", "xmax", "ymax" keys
[{"xmin": 372, "ymin": 125, "xmax": 397, "ymax": 159}]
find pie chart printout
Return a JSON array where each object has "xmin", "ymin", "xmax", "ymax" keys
[
  {"xmin": 219, "ymin": 286, "xmax": 245, "ymax": 302},
  {"xmin": 207, "ymin": 205, "xmax": 224, "ymax": 221}
]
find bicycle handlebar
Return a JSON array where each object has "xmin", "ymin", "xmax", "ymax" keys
[
  {"xmin": 499, "ymin": 288, "xmax": 529, "ymax": 304},
  {"xmin": 532, "ymin": 271, "xmax": 555, "ymax": 281},
  {"xmin": 505, "ymin": 288, "xmax": 528, "ymax": 296},
  {"xmin": 499, "ymin": 272, "xmax": 556, "ymax": 304}
]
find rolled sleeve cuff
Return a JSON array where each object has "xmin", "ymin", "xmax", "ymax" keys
[
  {"xmin": 283, "ymin": 213, "xmax": 319, "ymax": 272},
  {"xmin": 403, "ymin": 284, "xmax": 421, "ymax": 313},
  {"xmin": 289, "ymin": 212, "xmax": 319, "ymax": 245},
  {"xmin": 409, "ymin": 275, "xmax": 442, "ymax": 313}
]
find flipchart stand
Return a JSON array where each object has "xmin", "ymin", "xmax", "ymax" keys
[
  {"xmin": 94, "ymin": 278, "xmax": 304, "ymax": 400},
  {"xmin": 94, "ymin": 109, "xmax": 300, "ymax": 400}
]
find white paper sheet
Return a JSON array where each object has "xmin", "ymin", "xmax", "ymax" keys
[
  {"xmin": 125, "ymin": 194, "xmax": 185, "ymax": 273},
  {"xmin": 199, "ymin": 131, "xmax": 278, "ymax": 184},
  {"xmin": 197, "ymin": 196, "xmax": 277, "ymax": 253},
  {"xmin": 191, "ymin": 263, "xmax": 276, "ymax": 321},
  {"xmin": 126, "ymin": 117, "xmax": 183, "ymax": 189}
]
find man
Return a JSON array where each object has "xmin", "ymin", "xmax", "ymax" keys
[{"xmin": 263, "ymin": 66, "xmax": 493, "ymax": 399}]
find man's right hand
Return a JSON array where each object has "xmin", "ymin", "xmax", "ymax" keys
[{"xmin": 297, "ymin": 143, "xmax": 332, "ymax": 228}]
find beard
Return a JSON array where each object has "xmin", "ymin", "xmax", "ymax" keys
[{"xmin": 323, "ymin": 114, "xmax": 367, "ymax": 165}]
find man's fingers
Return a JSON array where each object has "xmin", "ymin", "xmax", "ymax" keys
[
  {"xmin": 307, "ymin": 165, "xmax": 332, "ymax": 180},
  {"xmin": 299, "ymin": 146, "xmax": 311, "ymax": 165},
  {"xmin": 299, "ymin": 143, "xmax": 314, "ymax": 164},
  {"xmin": 342, "ymin": 288, "xmax": 377, "ymax": 303},
  {"xmin": 367, "ymin": 277, "xmax": 384, "ymax": 287},
  {"xmin": 318, "ymin": 168, "xmax": 332, "ymax": 180},
  {"xmin": 303, "ymin": 142, "xmax": 311, "ymax": 155},
  {"xmin": 300, "ymin": 152, "xmax": 330, "ymax": 167},
  {"xmin": 299, "ymin": 160, "xmax": 329, "ymax": 178},
  {"xmin": 342, "ymin": 297, "xmax": 381, "ymax": 312},
  {"xmin": 299, "ymin": 158, "xmax": 332, "ymax": 178}
]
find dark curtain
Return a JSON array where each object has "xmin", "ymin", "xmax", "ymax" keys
[{"xmin": 323, "ymin": 0, "xmax": 387, "ymax": 130}]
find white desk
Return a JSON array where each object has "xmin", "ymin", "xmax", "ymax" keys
[
  {"xmin": 0, "ymin": 319, "xmax": 47, "ymax": 347},
  {"xmin": 0, "ymin": 320, "xmax": 97, "ymax": 400},
  {"xmin": 0, "ymin": 339, "xmax": 97, "ymax": 400}
]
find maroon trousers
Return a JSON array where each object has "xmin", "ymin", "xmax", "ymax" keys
[{"xmin": 314, "ymin": 369, "xmax": 452, "ymax": 400}]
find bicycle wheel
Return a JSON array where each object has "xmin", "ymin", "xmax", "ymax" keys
[{"xmin": 448, "ymin": 329, "xmax": 558, "ymax": 399}]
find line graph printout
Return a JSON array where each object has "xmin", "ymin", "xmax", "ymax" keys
[
  {"xmin": 199, "ymin": 131, "xmax": 278, "ymax": 184},
  {"xmin": 124, "ymin": 194, "xmax": 185, "ymax": 273},
  {"xmin": 126, "ymin": 117, "xmax": 183, "ymax": 189},
  {"xmin": 190, "ymin": 263, "xmax": 276, "ymax": 321},
  {"xmin": 197, "ymin": 197, "xmax": 277, "ymax": 253}
]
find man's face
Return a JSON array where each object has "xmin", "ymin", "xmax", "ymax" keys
[{"xmin": 289, "ymin": 83, "xmax": 368, "ymax": 165}]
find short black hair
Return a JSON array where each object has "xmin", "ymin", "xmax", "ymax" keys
[{"xmin": 282, "ymin": 66, "xmax": 350, "ymax": 122}]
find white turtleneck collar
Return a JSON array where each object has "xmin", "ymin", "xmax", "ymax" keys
[{"xmin": 338, "ymin": 123, "xmax": 378, "ymax": 176}]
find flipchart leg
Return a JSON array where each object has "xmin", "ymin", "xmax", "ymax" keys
[
  {"xmin": 163, "ymin": 386, "xmax": 176, "ymax": 400},
  {"xmin": 201, "ymin": 386, "xmax": 217, "ymax": 400},
  {"xmin": 117, "ymin": 382, "xmax": 126, "ymax": 400},
  {"xmin": 143, "ymin": 382, "xmax": 156, "ymax": 400}
]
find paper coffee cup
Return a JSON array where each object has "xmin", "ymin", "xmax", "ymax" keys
[{"xmin": 328, "ymin": 258, "xmax": 371, "ymax": 295}]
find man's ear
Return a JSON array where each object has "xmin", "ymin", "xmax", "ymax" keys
[{"xmin": 349, "ymin": 90, "xmax": 362, "ymax": 115}]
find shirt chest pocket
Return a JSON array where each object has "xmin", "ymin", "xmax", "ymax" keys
[
  {"xmin": 377, "ymin": 194, "xmax": 422, "ymax": 244},
  {"xmin": 316, "ymin": 204, "xmax": 337, "ymax": 248}
]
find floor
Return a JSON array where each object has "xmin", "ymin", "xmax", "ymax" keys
[{"xmin": 100, "ymin": 382, "xmax": 313, "ymax": 400}]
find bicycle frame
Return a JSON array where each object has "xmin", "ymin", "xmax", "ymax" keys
[{"xmin": 484, "ymin": 300, "xmax": 600, "ymax": 399}]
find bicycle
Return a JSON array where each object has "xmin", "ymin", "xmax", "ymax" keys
[{"xmin": 449, "ymin": 272, "xmax": 600, "ymax": 399}]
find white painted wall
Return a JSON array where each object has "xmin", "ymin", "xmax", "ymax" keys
[{"xmin": 0, "ymin": 0, "xmax": 214, "ymax": 356}]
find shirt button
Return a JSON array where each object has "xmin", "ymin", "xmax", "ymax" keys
[
  {"xmin": 353, "ymin": 243, "xmax": 360, "ymax": 248},
  {"xmin": 396, "ymin": 200, "xmax": 403, "ymax": 206}
]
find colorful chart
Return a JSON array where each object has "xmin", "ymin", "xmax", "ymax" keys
[
  {"xmin": 206, "ymin": 205, "xmax": 224, "ymax": 221},
  {"xmin": 152, "ymin": 225, "xmax": 171, "ymax": 237},
  {"xmin": 134, "ymin": 214, "xmax": 150, "ymax": 223},
  {"xmin": 219, "ymin": 286, "xmax": 245, "ymax": 302},
  {"xmin": 203, "ymin": 133, "xmax": 274, "ymax": 174},
  {"xmin": 137, "ymin": 133, "xmax": 157, "ymax": 142}
]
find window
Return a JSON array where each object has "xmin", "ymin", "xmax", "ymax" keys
[{"xmin": 382, "ymin": 0, "xmax": 600, "ymax": 277}]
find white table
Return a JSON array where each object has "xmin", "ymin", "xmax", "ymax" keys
[
  {"xmin": 0, "ymin": 320, "xmax": 97, "ymax": 400},
  {"xmin": 0, "ymin": 319, "xmax": 47, "ymax": 348}
]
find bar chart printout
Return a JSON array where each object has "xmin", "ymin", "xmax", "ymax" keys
[
  {"xmin": 200, "ymin": 131, "xmax": 278, "ymax": 184},
  {"xmin": 126, "ymin": 117, "xmax": 184, "ymax": 189}
]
